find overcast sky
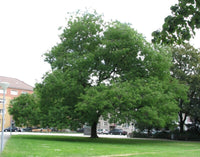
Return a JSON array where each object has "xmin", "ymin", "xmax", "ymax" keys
[{"xmin": 0, "ymin": 0, "xmax": 199, "ymax": 87}]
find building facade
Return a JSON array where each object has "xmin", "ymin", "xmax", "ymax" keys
[
  {"xmin": 0, "ymin": 76, "xmax": 33, "ymax": 131},
  {"xmin": 97, "ymin": 116, "xmax": 135, "ymax": 134}
]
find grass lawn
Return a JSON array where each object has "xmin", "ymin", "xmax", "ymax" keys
[{"xmin": 1, "ymin": 135, "xmax": 200, "ymax": 157}]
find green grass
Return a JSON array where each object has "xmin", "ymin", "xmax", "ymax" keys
[{"xmin": 2, "ymin": 135, "xmax": 200, "ymax": 157}]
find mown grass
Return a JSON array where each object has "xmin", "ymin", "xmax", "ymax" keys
[{"xmin": 1, "ymin": 135, "xmax": 200, "ymax": 157}]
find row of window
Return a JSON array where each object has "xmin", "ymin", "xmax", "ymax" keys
[
  {"xmin": 0, "ymin": 99, "xmax": 6, "ymax": 104},
  {"xmin": 98, "ymin": 120, "xmax": 131, "ymax": 128},
  {"xmin": 98, "ymin": 121, "xmax": 108, "ymax": 126},
  {"xmin": 0, "ymin": 89, "xmax": 28, "ymax": 95}
]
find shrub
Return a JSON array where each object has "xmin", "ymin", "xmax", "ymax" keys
[{"xmin": 132, "ymin": 131, "xmax": 151, "ymax": 138}]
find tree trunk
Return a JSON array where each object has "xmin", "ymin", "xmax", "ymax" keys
[
  {"xmin": 179, "ymin": 121, "xmax": 184, "ymax": 133},
  {"xmin": 91, "ymin": 121, "xmax": 98, "ymax": 138},
  {"xmin": 179, "ymin": 111, "xmax": 187, "ymax": 133}
]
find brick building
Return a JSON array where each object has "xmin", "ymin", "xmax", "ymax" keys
[{"xmin": 0, "ymin": 76, "xmax": 33, "ymax": 131}]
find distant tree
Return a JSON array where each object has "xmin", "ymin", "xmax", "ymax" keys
[
  {"xmin": 189, "ymin": 75, "xmax": 200, "ymax": 132},
  {"xmin": 8, "ymin": 93, "xmax": 40, "ymax": 127},
  {"xmin": 152, "ymin": 0, "xmax": 200, "ymax": 45},
  {"xmin": 171, "ymin": 43, "xmax": 200, "ymax": 132},
  {"xmin": 152, "ymin": 0, "xmax": 200, "ymax": 132},
  {"xmin": 189, "ymin": 90, "xmax": 200, "ymax": 131},
  {"xmin": 37, "ymin": 10, "xmax": 188, "ymax": 138}
]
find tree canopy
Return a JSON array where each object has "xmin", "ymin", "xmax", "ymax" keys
[
  {"xmin": 151, "ymin": 0, "xmax": 200, "ymax": 133},
  {"xmin": 170, "ymin": 43, "xmax": 200, "ymax": 132},
  {"xmin": 35, "ymin": 10, "xmax": 187, "ymax": 138},
  {"xmin": 152, "ymin": 0, "xmax": 200, "ymax": 45}
]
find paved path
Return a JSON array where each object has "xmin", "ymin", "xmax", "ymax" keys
[{"xmin": 8, "ymin": 132, "xmax": 128, "ymax": 139}]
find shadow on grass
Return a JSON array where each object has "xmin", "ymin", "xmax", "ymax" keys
[{"xmin": 12, "ymin": 135, "xmax": 169, "ymax": 146}]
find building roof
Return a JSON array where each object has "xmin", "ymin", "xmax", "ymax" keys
[{"xmin": 0, "ymin": 76, "xmax": 33, "ymax": 91}]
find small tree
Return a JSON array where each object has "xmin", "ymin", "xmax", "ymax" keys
[{"xmin": 9, "ymin": 93, "xmax": 40, "ymax": 127}]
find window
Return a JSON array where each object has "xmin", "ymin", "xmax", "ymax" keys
[
  {"xmin": 0, "ymin": 89, "xmax": 7, "ymax": 94},
  {"xmin": 0, "ymin": 109, "xmax": 5, "ymax": 114},
  {"xmin": 122, "ymin": 123, "xmax": 129, "ymax": 128},
  {"xmin": 22, "ymin": 91, "xmax": 28, "ymax": 94},
  {"xmin": 11, "ymin": 90, "xmax": 18, "ymax": 95},
  {"xmin": 104, "ymin": 121, "xmax": 108, "ymax": 126},
  {"xmin": 0, "ymin": 98, "xmax": 5, "ymax": 104}
]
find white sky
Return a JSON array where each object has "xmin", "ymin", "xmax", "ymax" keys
[{"xmin": 0, "ymin": 0, "xmax": 199, "ymax": 87}]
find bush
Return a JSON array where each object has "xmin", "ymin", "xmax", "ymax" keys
[
  {"xmin": 153, "ymin": 131, "xmax": 171, "ymax": 139},
  {"xmin": 153, "ymin": 130, "xmax": 200, "ymax": 141},
  {"xmin": 172, "ymin": 130, "xmax": 200, "ymax": 141},
  {"xmin": 132, "ymin": 129, "xmax": 200, "ymax": 141},
  {"xmin": 132, "ymin": 131, "xmax": 151, "ymax": 138}
]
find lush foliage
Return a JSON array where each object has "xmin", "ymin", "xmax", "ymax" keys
[
  {"xmin": 35, "ymin": 10, "xmax": 187, "ymax": 138},
  {"xmin": 35, "ymin": 70, "xmax": 84, "ymax": 129},
  {"xmin": 152, "ymin": 0, "xmax": 200, "ymax": 45},
  {"xmin": 36, "ymin": 11, "xmax": 105, "ymax": 136},
  {"xmin": 8, "ymin": 94, "xmax": 40, "ymax": 127},
  {"xmin": 151, "ymin": 0, "xmax": 200, "ymax": 133},
  {"xmin": 2, "ymin": 135, "xmax": 200, "ymax": 157},
  {"xmin": 171, "ymin": 43, "xmax": 200, "ymax": 132},
  {"xmin": 78, "ymin": 78, "xmax": 187, "ymax": 131}
]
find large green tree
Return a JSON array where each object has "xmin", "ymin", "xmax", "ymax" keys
[
  {"xmin": 8, "ymin": 93, "xmax": 40, "ymax": 127},
  {"xmin": 37, "ymin": 10, "xmax": 187, "ymax": 138},
  {"xmin": 152, "ymin": 0, "xmax": 200, "ymax": 45}
]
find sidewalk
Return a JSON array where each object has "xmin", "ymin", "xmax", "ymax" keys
[{"xmin": 0, "ymin": 132, "xmax": 11, "ymax": 152}]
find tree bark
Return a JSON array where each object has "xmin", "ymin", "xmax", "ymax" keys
[
  {"xmin": 179, "ymin": 111, "xmax": 187, "ymax": 133},
  {"xmin": 91, "ymin": 121, "xmax": 98, "ymax": 138},
  {"xmin": 179, "ymin": 120, "xmax": 184, "ymax": 133}
]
